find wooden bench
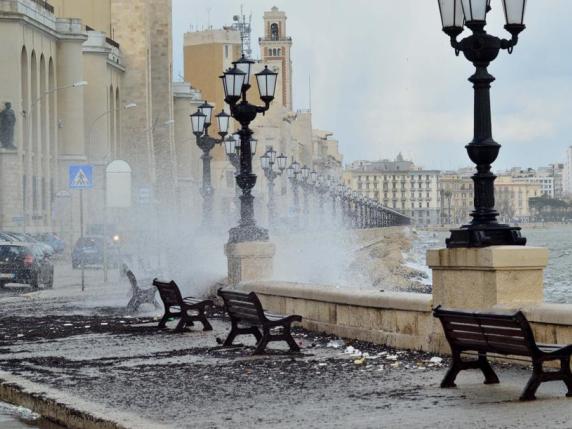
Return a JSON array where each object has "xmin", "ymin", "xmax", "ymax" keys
[
  {"xmin": 218, "ymin": 289, "xmax": 302, "ymax": 355},
  {"xmin": 153, "ymin": 279, "xmax": 213, "ymax": 332},
  {"xmin": 434, "ymin": 306, "xmax": 572, "ymax": 401},
  {"xmin": 125, "ymin": 269, "xmax": 160, "ymax": 313}
]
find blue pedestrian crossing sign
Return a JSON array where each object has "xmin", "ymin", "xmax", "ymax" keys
[{"xmin": 69, "ymin": 165, "xmax": 94, "ymax": 189}]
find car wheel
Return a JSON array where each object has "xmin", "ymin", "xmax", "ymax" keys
[
  {"xmin": 47, "ymin": 270, "xmax": 54, "ymax": 289},
  {"xmin": 30, "ymin": 273, "xmax": 39, "ymax": 289}
]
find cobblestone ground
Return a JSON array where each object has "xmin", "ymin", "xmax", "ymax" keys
[{"xmin": 0, "ymin": 262, "xmax": 570, "ymax": 429}]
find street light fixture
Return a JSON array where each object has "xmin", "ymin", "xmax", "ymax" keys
[
  {"xmin": 221, "ymin": 61, "xmax": 278, "ymax": 243},
  {"xmin": 191, "ymin": 101, "xmax": 229, "ymax": 227},
  {"xmin": 260, "ymin": 146, "xmax": 287, "ymax": 226},
  {"xmin": 287, "ymin": 158, "xmax": 302, "ymax": 219},
  {"xmin": 437, "ymin": 0, "xmax": 527, "ymax": 248}
]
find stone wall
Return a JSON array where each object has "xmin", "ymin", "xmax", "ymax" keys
[{"xmin": 240, "ymin": 281, "xmax": 572, "ymax": 360}]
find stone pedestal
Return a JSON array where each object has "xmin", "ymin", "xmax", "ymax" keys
[
  {"xmin": 225, "ymin": 241, "xmax": 276, "ymax": 287},
  {"xmin": 427, "ymin": 246, "xmax": 548, "ymax": 310}
]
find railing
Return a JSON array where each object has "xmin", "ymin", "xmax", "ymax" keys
[
  {"xmin": 31, "ymin": 0, "xmax": 53, "ymax": 13},
  {"xmin": 106, "ymin": 37, "xmax": 120, "ymax": 49}
]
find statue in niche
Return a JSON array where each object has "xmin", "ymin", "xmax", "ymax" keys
[{"xmin": 0, "ymin": 102, "xmax": 16, "ymax": 150}]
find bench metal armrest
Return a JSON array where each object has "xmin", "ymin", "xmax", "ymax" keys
[
  {"xmin": 182, "ymin": 298, "xmax": 213, "ymax": 309},
  {"xmin": 265, "ymin": 314, "xmax": 302, "ymax": 327}
]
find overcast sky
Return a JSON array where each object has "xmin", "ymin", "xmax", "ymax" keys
[{"xmin": 172, "ymin": 1, "xmax": 572, "ymax": 170}]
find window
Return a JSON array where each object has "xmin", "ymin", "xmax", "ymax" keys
[
  {"xmin": 225, "ymin": 45, "xmax": 229, "ymax": 59},
  {"xmin": 277, "ymin": 48, "xmax": 281, "ymax": 56},
  {"xmin": 271, "ymin": 23, "xmax": 279, "ymax": 40}
]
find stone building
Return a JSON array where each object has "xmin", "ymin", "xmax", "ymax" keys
[
  {"xmin": 438, "ymin": 173, "xmax": 474, "ymax": 225},
  {"xmin": 439, "ymin": 171, "xmax": 542, "ymax": 225},
  {"xmin": 344, "ymin": 155, "xmax": 441, "ymax": 225},
  {"xmin": 495, "ymin": 175, "xmax": 541, "ymax": 222},
  {"xmin": 0, "ymin": 0, "xmax": 179, "ymax": 243}
]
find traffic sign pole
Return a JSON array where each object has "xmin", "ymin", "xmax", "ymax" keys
[
  {"xmin": 69, "ymin": 165, "xmax": 92, "ymax": 292},
  {"xmin": 80, "ymin": 189, "xmax": 85, "ymax": 292}
]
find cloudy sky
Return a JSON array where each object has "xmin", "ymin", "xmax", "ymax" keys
[{"xmin": 172, "ymin": 0, "xmax": 572, "ymax": 171}]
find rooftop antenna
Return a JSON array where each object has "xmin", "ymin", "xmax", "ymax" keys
[
  {"xmin": 232, "ymin": 4, "xmax": 252, "ymax": 58},
  {"xmin": 207, "ymin": 7, "xmax": 211, "ymax": 29},
  {"xmin": 308, "ymin": 74, "xmax": 312, "ymax": 112}
]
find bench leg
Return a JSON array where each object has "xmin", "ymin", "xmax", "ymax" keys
[
  {"xmin": 199, "ymin": 314, "xmax": 213, "ymax": 331},
  {"xmin": 158, "ymin": 312, "xmax": 170, "ymax": 329},
  {"xmin": 223, "ymin": 322, "xmax": 240, "ymax": 347},
  {"xmin": 253, "ymin": 329, "xmax": 270, "ymax": 355},
  {"xmin": 284, "ymin": 326, "xmax": 300, "ymax": 352},
  {"xmin": 174, "ymin": 317, "xmax": 187, "ymax": 333},
  {"xmin": 520, "ymin": 362, "xmax": 543, "ymax": 401},
  {"xmin": 126, "ymin": 296, "xmax": 139, "ymax": 313},
  {"xmin": 478, "ymin": 353, "xmax": 500, "ymax": 385},
  {"xmin": 441, "ymin": 351, "xmax": 462, "ymax": 388},
  {"xmin": 561, "ymin": 357, "xmax": 572, "ymax": 398},
  {"xmin": 192, "ymin": 309, "xmax": 213, "ymax": 331}
]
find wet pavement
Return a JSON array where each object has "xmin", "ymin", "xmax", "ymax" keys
[{"xmin": 0, "ymin": 263, "xmax": 570, "ymax": 428}]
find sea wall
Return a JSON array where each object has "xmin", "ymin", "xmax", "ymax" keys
[{"xmin": 240, "ymin": 281, "xmax": 572, "ymax": 356}]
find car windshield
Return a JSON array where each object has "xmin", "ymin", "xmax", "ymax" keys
[
  {"xmin": 0, "ymin": 245, "xmax": 27, "ymax": 262},
  {"xmin": 78, "ymin": 238, "xmax": 102, "ymax": 248}
]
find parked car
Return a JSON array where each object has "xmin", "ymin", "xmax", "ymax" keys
[
  {"xmin": 32, "ymin": 233, "xmax": 65, "ymax": 254},
  {"xmin": 72, "ymin": 236, "xmax": 120, "ymax": 269},
  {"xmin": 0, "ymin": 242, "xmax": 54, "ymax": 289},
  {"xmin": 1, "ymin": 232, "xmax": 55, "ymax": 257}
]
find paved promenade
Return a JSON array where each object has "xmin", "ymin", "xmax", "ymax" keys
[{"xmin": 0, "ymin": 264, "xmax": 570, "ymax": 428}]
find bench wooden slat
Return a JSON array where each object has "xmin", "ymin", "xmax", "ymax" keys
[{"xmin": 445, "ymin": 321, "xmax": 524, "ymax": 337}]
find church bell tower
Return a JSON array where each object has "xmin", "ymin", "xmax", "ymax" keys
[{"xmin": 259, "ymin": 6, "xmax": 293, "ymax": 111}]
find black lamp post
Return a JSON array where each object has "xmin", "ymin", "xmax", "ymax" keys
[
  {"xmin": 221, "ymin": 56, "xmax": 278, "ymax": 243},
  {"xmin": 300, "ymin": 165, "xmax": 311, "ymax": 220},
  {"xmin": 260, "ymin": 147, "xmax": 287, "ymax": 226},
  {"xmin": 190, "ymin": 102, "xmax": 230, "ymax": 227},
  {"xmin": 438, "ymin": 0, "xmax": 527, "ymax": 248}
]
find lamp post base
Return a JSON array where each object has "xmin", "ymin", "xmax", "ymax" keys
[
  {"xmin": 446, "ymin": 224, "xmax": 526, "ymax": 248},
  {"xmin": 228, "ymin": 224, "xmax": 269, "ymax": 244}
]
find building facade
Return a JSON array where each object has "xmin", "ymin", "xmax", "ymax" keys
[
  {"xmin": 438, "ymin": 173, "xmax": 474, "ymax": 225},
  {"xmin": 0, "ymin": 0, "xmax": 178, "ymax": 244},
  {"xmin": 344, "ymin": 155, "xmax": 441, "ymax": 225},
  {"xmin": 495, "ymin": 176, "xmax": 541, "ymax": 222}
]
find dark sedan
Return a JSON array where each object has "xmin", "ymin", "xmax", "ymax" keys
[{"xmin": 72, "ymin": 236, "xmax": 120, "ymax": 269}]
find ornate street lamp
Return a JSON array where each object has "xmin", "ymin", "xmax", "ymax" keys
[
  {"xmin": 299, "ymin": 165, "xmax": 311, "ymax": 218},
  {"xmin": 287, "ymin": 159, "xmax": 302, "ymax": 218},
  {"xmin": 191, "ymin": 102, "xmax": 230, "ymax": 226},
  {"xmin": 437, "ymin": 0, "xmax": 527, "ymax": 248},
  {"xmin": 221, "ymin": 61, "xmax": 278, "ymax": 242},
  {"xmin": 260, "ymin": 147, "xmax": 287, "ymax": 226}
]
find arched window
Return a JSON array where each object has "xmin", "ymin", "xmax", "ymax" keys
[
  {"xmin": 270, "ymin": 23, "xmax": 279, "ymax": 40},
  {"xmin": 277, "ymin": 48, "xmax": 281, "ymax": 56}
]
